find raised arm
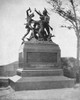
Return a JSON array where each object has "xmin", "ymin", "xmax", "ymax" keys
[
  {"xmin": 35, "ymin": 8, "xmax": 42, "ymax": 16},
  {"xmin": 26, "ymin": 7, "xmax": 31, "ymax": 16}
]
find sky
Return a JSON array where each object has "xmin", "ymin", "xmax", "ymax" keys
[{"xmin": 0, "ymin": 0, "xmax": 77, "ymax": 65}]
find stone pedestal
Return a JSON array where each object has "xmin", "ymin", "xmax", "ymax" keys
[
  {"xmin": 9, "ymin": 39, "xmax": 75, "ymax": 91},
  {"xmin": 19, "ymin": 40, "xmax": 61, "ymax": 69}
]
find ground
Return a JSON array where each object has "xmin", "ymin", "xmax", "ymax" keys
[{"xmin": 0, "ymin": 84, "xmax": 80, "ymax": 100}]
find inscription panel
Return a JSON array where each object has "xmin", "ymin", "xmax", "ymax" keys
[{"xmin": 27, "ymin": 52, "xmax": 57, "ymax": 63}]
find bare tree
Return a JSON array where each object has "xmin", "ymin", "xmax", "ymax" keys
[{"xmin": 47, "ymin": 0, "xmax": 80, "ymax": 81}]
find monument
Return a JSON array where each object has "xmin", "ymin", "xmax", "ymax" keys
[{"xmin": 9, "ymin": 8, "xmax": 75, "ymax": 91}]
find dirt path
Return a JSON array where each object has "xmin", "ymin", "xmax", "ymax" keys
[{"xmin": 0, "ymin": 84, "xmax": 80, "ymax": 100}]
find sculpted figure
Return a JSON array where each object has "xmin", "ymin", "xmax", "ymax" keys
[
  {"xmin": 27, "ymin": 23, "xmax": 39, "ymax": 41},
  {"xmin": 35, "ymin": 8, "xmax": 53, "ymax": 38},
  {"xmin": 21, "ymin": 8, "xmax": 54, "ymax": 43},
  {"xmin": 22, "ymin": 7, "xmax": 34, "ymax": 41}
]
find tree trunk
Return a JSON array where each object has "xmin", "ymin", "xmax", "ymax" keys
[{"xmin": 77, "ymin": 34, "xmax": 80, "ymax": 82}]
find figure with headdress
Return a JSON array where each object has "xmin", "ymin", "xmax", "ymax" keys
[{"xmin": 35, "ymin": 8, "xmax": 53, "ymax": 40}]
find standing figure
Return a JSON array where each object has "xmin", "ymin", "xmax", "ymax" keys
[
  {"xmin": 22, "ymin": 7, "xmax": 34, "ymax": 41},
  {"xmin": 35, "ymin": 8, "xmax": 53, "ymax": 38}
]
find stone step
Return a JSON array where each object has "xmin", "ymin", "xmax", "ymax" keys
[
  {"xmin": 0, "ymin": 77, "xmax": 9, "ymax": 87},
  {"xmin": 17, "ymin": 68, "xmax": 63, "ymax": 77},
  {"xmin": 9, "ymin": 75, "xmax": 75, "ymax": 91},
  {"xmin": 28, "ymin": 63, "xmax": 59, "ymax": 69}
]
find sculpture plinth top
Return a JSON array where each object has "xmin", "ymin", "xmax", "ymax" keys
[{"xmin": 22, "ymin": 7, "xmax": 55, "ymax": 44}]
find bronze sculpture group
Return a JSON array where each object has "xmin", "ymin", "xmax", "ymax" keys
[{"xmin": 22, "ymin": 7, "xmax": 54, "ymax": 42}]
